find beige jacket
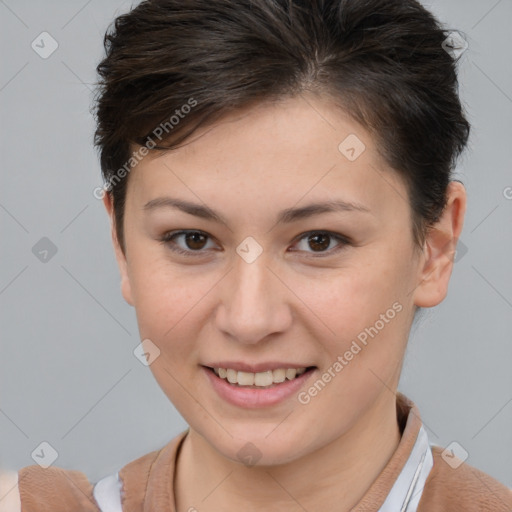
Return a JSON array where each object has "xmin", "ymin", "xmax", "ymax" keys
[{"xmin": 3, "ymin": 393, "xmax": 511, "ymax": 511}]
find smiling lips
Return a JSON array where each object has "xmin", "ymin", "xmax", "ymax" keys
[{"xmin": 203, "ymin": 364, "xmax": 317, "ymax": 407}]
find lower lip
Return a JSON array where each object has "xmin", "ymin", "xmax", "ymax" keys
[{"xmin": 201, "ymin": 366, "xmax": 316, "ymax": 409}]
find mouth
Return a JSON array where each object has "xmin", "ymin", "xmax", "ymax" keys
[
  {"xmin": 201, "ymin": 364, "xmax": 318, "ymax": 408},
  {"xmin": 203, "ymin": 365, "xmax": 317, "ymax": 389}
]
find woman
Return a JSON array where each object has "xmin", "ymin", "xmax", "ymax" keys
[{"xmin": 6, "ymin": 0, "xmax": 512, "ymax": 510}]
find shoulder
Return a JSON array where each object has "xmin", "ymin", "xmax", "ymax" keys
[
  {"xmin": 419, "ymin": 445, "xmax": 512, "ymax": 511},
  {"xmin": 16, "ymin": 464, "xmax": 100, "ymax": 512},
  {"xmin": 11, "ymin": 442, "xmax": 172, "ymax": 512}
]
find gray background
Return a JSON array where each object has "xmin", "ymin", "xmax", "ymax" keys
[{"xmin": 1, "ymin": 0, "xmax": 511, "ymax": 489}]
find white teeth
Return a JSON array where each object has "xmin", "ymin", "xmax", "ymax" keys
[
  {"xmin": 254, "ymin": 370, "xmax": 273, "ymax": 387},
  {"xmin": 272, "ymin": 368, "xmax": 286, "ymax": 383},
  {"xmin": 237, "ymin": 371, "xmax": 255, "ymax": 386},
  {"xmin": 226, "ymin": 368, "xmax": 238, "ymax": 384},
  {"xmin": 285, "ymin": 368, "xmax": 297, "ymax": 380},
  {"xmin": 212, "ymin": 366, "xmax": 309, "ymax": 387}
]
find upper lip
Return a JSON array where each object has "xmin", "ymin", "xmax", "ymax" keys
[{"xmin": 202, "ymin": 362, "xmax": 315, "ymax": 373}]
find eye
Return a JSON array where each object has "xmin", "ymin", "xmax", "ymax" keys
[
  {"xmin": 160, "ymin": 230, "xmax": 218, "ymax": 256},
  {"xmin": 290, "ymin": 231, "xmax": 350, "ymax": 256}
]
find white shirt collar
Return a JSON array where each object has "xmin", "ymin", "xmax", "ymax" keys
[{"xmin": 378, "ymin": 424, "xmax": 434, "ymax": 511}]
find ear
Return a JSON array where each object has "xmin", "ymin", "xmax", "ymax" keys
[
  {"xmin": 413, "ymin": 180, "xmax": 467, "ymax": 308},
  {"xmin": 102, "ymin": 191, "xmax": 134, "ymax": 306}
]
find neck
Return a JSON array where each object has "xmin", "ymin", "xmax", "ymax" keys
[{"xmin": 175, "ymin": 391, "xmax": 401, "ymax": 511}]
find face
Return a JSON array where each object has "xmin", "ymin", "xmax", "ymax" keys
[{"xmin": 104, "ymin": 94, "xmax": 458, "ymax": 466}]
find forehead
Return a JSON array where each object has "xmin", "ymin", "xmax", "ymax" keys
[{"xmin": 126, "ymin": 95, "xmax": 409, "ymax": 223}]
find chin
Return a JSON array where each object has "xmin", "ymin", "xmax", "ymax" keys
[{"xmin": 209, "ymin": 430, "xmax": 307, "ymax": 467}]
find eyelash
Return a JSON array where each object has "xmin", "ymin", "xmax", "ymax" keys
[{"xmin": 159, "ymin": 230, "xmax": 351, "ymax": 258}]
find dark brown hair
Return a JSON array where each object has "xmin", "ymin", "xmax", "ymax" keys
[{"xmin": 93, "ymin": 0, "xmax": 470, "ymax": 255}]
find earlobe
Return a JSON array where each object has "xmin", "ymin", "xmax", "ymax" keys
[
  {"xmin": 102, "ymin": 192, "xmax": 135, "ymax": 307},
  {"xmin": 413, "ymin": 181, "xmax": 467, "ymax": 308}
]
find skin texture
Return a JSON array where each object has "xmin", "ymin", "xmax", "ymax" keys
[{"xmin": 103, "ymin": 94, "xmax": 466, "ymax": 511}]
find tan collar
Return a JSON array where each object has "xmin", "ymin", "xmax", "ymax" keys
[
  {"xmin": 119, "ymin": 392, "xmax": 424, "ymax": 511},
  {"xmin": 352, "ymin": 392, "xmax": 429, "ymax": 510}
]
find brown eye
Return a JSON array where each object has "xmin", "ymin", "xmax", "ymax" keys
[
  {"xmin": 160, "ymin": 230, "xmax": 216, "ymax": 256},
  {"xmin": 307, "ymin": 233, "xmax": 331, "ymax": 252},
  {"xmin": 292, "ymin": 230, "xmax": 350, "ymax": 256},
  {"xmin": 183, "ymin": 231, "xmax": 208, "ymax": 250}
]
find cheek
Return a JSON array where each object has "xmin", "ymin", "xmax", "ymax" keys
[
  {"xmin": 129, "ymin": 250, "xmax": 202, "ymax": 329},
  {"xmin": 291, "ymin": 254, "xmax": 411, "ymax": 382},
  {"xmin": 127, "ymin": 262, "xmax": 207, "ymax": 381},
  {"xmin": 293, "ymin": 261, "xmax": 404, "ymax": 340},
  {"xmin": 129, "ymin": 266, "xmax": 207, "ymax": 411}
]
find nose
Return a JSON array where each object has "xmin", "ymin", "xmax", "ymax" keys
[{"xmin": 214, "ymin": 249, "xmax": 292, "ymax": 345}]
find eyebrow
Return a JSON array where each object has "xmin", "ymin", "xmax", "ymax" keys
[{"xmin": 143, "ymin": 196, "xmax": 371, "ymax": 225}]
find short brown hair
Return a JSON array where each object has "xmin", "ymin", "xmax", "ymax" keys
[{"xmin": 93, "ymin": 0, "xmax": 470, "ymax": 254}]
